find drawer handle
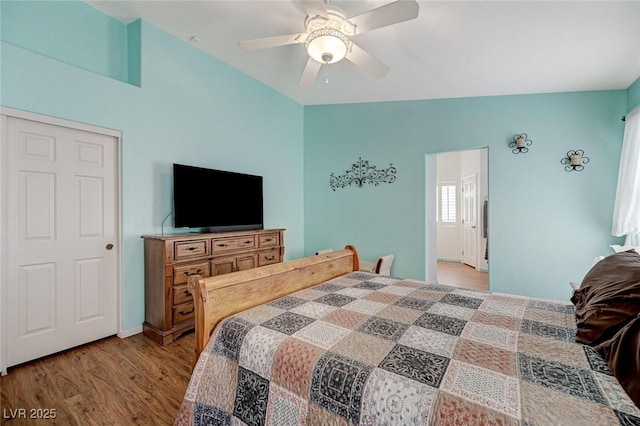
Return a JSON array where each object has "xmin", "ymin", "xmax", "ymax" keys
[
  {"xmin": 264, "ymin": 238, "xmax": 273, "ymax": 242},
  {"xmin": 265, "ymin": 256, "xmax": 276, "ymax": 261},
  {"xmin": 183, "ymin": 269, "xmax": 203, "ymax": 276},
  {"xmin": 244, "ymin": 240, "xmax": 252, "ymax": 244},
  {"xmin": 217, "ymin": 243, "xmax": 228, "ymax": 247},
  {"xmin": 178, "ymin": 308, "xmax": 194, "ymax": 316},
  {"xmin": 183, "ymin": 289, "xmax": 192, "ymax": 296},
  {"xmin": 185, "ymin": 246, "xmax": 198, "ymax": 251}
]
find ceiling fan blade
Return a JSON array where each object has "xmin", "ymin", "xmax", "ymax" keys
[
  {"xmin": 239, "ymin": 33, "xmax": 306, "ymax": 51},
  {"xmin": 299, "ymin": 57, "xmax": 322, "ymax": 87},
  {"xmin": 350, "ymin": 0, "xmax": 419, "ymax": 35},
  {"xmin": 345, "ymin": 42, "xmax": 389, "ymax": 79},
  {"xmin": 299, "ymin": 0, "xmax": 327, "ymax": 18}
]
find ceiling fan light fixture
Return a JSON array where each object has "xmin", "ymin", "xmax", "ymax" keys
[{"xmin": 305, "ymin": 28, "xmax": 348, "ymax": 64}]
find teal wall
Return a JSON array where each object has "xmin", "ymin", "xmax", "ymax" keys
[
  {"xmin": 1, "ymin": 0, "xmax": 634, "ymax": 333},
  {"xmin": 304, "ymin": 92, "xmax": 626, "ymax": 302},
  {"xmin": 1, "ymin": 3, "xmax": 304, "ymax": 332},
  {"xmin": 628, "ymin": 76, "xmax": 640, "ymax": 111},
  {"xmin": 1, "ymin": 0, "xmax": 130, "ymax": 83}
]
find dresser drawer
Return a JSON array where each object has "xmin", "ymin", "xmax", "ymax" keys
[
  {"xmin": 173, "ymin": 261, "xmax": 211, "ymax": 285},
  {"xmin": 173, "ymin": 301, "xmax": 195, "ymax": 324},
  {"xmin": 258, "ymin": 233, "xmax": 279, "ymax": 248},
  {"xmin": 257, "ymin": 248, "xmax": 282, "ymax": 267},
  {"xmin": 173, "ymin": 284, "xmax": 192, "ymax": 305},
  {"xmin": 212, "ymin": 236, "xmax": 256, "ymax": 253},
  {"xmin": 174, "ymin": 239, "xmax": 208, "ymax": 260}
]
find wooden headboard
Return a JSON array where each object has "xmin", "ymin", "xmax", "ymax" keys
[{"xmin": 187, "ymin": 245, "xmax": 360, "ymax": 364}]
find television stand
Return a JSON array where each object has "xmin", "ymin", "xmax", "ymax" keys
[{"xmin": 141, "ymin": 228, "xmax": 285, "ymax": 345}]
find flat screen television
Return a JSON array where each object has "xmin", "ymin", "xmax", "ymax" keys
[{"xmin": 173, "ymin": 164, "xmax": 263, "ymax": 232}]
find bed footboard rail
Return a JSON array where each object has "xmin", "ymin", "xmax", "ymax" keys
[{"xmin": 188, "ymin": 245, "xmax": 360, "ymax": 365}]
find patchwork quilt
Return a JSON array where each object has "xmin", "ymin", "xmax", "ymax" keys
[{"xmin": 175, "ymin": 272, "xmax": 640, "ymax": 425}]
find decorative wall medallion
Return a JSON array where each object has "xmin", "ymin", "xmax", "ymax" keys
[
  {"xmin": 330, "ymin": 157, "xmax": 397, "ymax": 191},
  {"xmin": 509, "ymin": 133, "xmax": 532, "ymax": 154},
  {"xmin": 561, "ymin": 150, "xmax": 589, "ymax": 172}
]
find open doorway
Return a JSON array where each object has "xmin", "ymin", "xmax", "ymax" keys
[{"xmin": 429, "ymin": 148, "xmax": 489, "ymax": 291}]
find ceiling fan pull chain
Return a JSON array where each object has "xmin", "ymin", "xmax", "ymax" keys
[{"xmin": 323, "ymin": 62, "xmax": 330, "ymax": 84}]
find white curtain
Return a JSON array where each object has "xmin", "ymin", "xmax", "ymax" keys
[{"xmin": 612, "ymin": 105, "xmax": 640, "ymax": 246}]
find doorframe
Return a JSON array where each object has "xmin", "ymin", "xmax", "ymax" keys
[
  {"xmin": 0, "ymin": 107, "xmax": 123, "ymax": 374},
  {"xmin": 425, "ymin": 155, "xmax": 438, "ymax": 283},
  {"xmin": 426, "ymin": 147, "xmax": 489, "ymax": 285}
]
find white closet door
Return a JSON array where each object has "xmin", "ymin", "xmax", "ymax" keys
[{"xmin": 5, "ymin": 116, "xmax": 118, "ymax": 367}]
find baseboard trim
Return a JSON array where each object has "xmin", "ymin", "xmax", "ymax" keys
[{"xmin": 118, "ymin": 326, "xmax": 143, "ymax": 339}]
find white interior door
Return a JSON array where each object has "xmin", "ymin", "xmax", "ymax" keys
[
  {"xmin": 5, "ymin": 116, "xmax": 118, "ymax": 367},
  {"xmin": 462, "ymin": 174, "xmax": 477, "ymax": 267}
]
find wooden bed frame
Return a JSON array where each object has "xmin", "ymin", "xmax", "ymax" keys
[{"xmin": 187, "ymin": 245, "xmax": 360, "ymax": 363}]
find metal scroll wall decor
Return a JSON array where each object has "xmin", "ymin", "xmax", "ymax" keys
[
  {"xmin": 561, "ymin": 149, "xmax": 589, "ymax": 172},
  {"xmin": 509, "ymin": 133, "xmax": 533, "ymax": 154},
  {"xmin": 330, "ymin": 157, "xmax": 397, "ymax": 191}
]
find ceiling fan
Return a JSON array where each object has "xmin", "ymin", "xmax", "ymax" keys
[{"xmin": 238, "ymin": 0, "xmax": 420, "ymax": 86}]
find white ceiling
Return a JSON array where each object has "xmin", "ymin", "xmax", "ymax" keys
[{"xmin": 85, "ymin": 1, "xmax": 640, "ymax": 106}]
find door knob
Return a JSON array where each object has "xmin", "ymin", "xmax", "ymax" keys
[{"xmin": 106, "ymin": 243, "xmax": 114, "ymax": 250}]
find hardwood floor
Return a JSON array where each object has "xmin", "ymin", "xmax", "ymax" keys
[
  {"xmin": 1, "ymin": 333, "xmax": 193, "ymax": 425},
  {"xmin": 437, "ymin": 260, "xmax": 489, "ymax": 291}
]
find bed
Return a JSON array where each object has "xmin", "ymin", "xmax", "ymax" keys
[{"xmin": 175, "ymin": 246, "xmax": 640, "ymax": 425}]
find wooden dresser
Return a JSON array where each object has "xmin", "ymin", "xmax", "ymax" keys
[{"xmin": 141, "ymin": 228, "xmax": 285, "ymax": 345}]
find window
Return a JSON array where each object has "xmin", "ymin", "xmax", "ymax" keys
[{"xmin": 439, "ymin": 183, "xmax": 457, "ymax": 224}]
